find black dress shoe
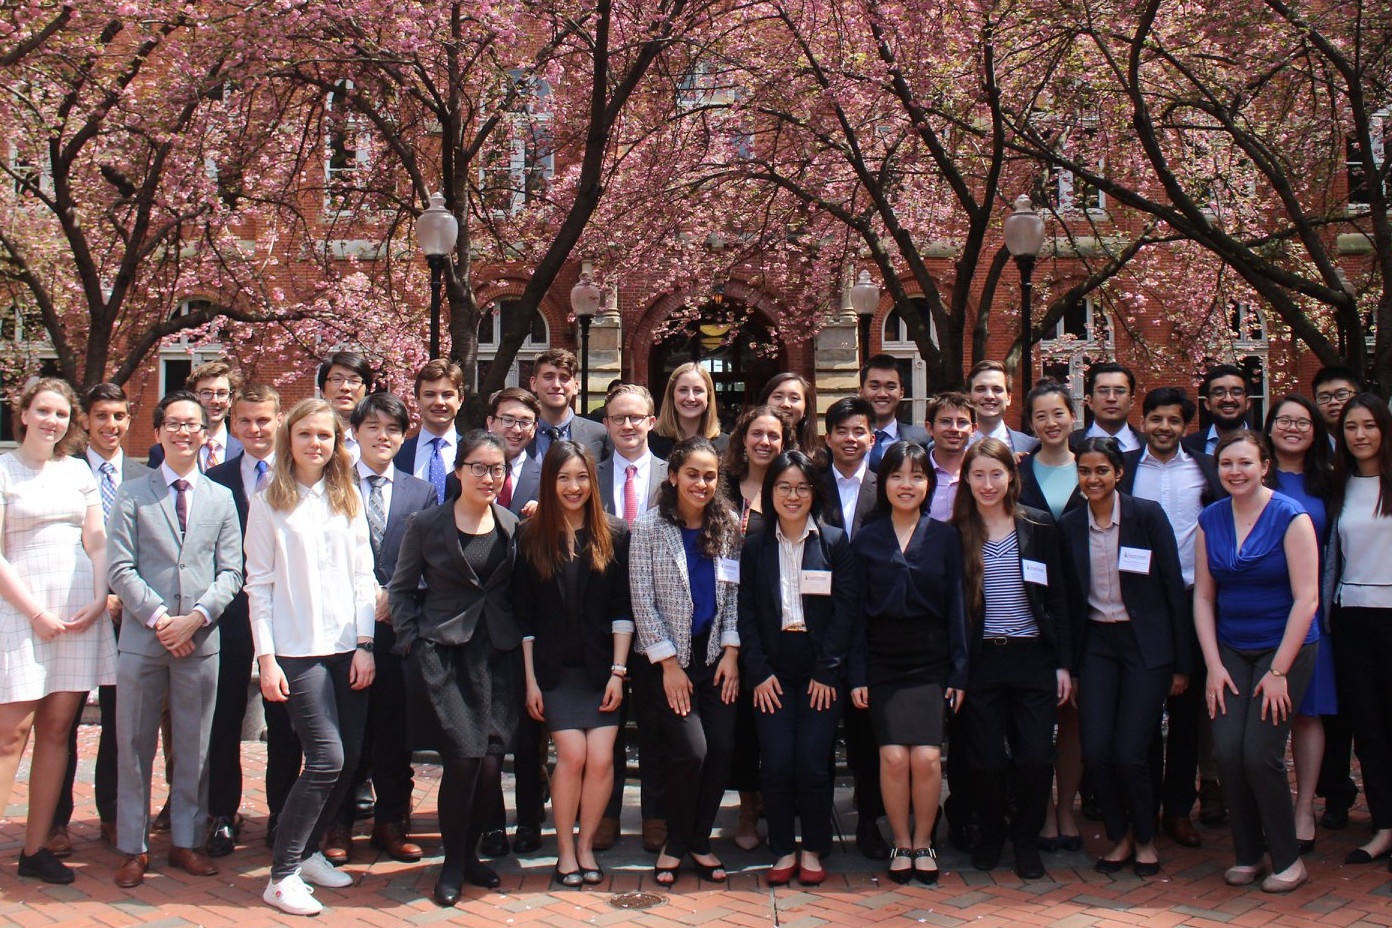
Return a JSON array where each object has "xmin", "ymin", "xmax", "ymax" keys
[
  {"xmin": 433, "ymin": 877, "xmax": 462, "ymax": 907},
  {"xmin": 856, "ymin": 821, "xmax": 890, "ymax": 861},
  {"xmin": 1014, "ymin": 841, "xmax": 1046, "ymax": 880},
  {"xmin": 1345, "ymin": 846, "xmax": 1391, "ymax": 865},
  {"xmin": 353, "ymin": 781, "xmax": 376, "ymax": 821},
  {"xmin": 464, "ymin": 861, "xmax": 501, "ymax": 889},
  {"xmin": 479, "ymin": 830, "xmax": 510, "ymax": 859},
  {"xmin": 1320, "ymin": 806, "xmax": 1350, "ymax": 830},
  {"xmin": 18, "ymin": 848, "xmax": 75, "ymax": 884},
  {"xmin": 513, "ymin": 825, "xmax": 542, "ymax": 854},
  {"xmin": 206, "ymin": 817, "xmax": 237, "ymax": 858}
]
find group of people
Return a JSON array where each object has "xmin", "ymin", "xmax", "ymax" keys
[{"xmin": 0, "ymin": 344, "xmax": 1390, "ymax": 913}]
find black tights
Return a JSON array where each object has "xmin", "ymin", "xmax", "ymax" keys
[{"xmin": 439, "ymin": 755, "xmax": 502, "ymax": 879}]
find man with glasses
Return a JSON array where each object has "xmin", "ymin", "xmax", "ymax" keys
[
  {"xmin": 1312, "ymin": 365, "xmax": 1363, "ymax": 443},
  {"xmin": 318, "ymin": 351, "xmax": 376, "ymax": 463},
  {"xmin": 147, "ymin": 361, "xmax": 243, "ymax": 470},
  {"xmin": 485, "ymin": 388, "xmax": 542, "ymax": 517},
  {"xmin": 925, "ymin": 392, "xmax": 976, "ymax": 520},
  {"xmin": 1182, "ymin": 365, "xmax": 1252, "ymax": 458},
  {"xmin": 1074, "ymin": 362, "xmax": 1142, "ymax": 452}
]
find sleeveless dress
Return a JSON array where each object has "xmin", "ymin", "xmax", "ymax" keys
[{"xmin": 0, "ymin": 453, "xmax": 116, "ymax": 702}]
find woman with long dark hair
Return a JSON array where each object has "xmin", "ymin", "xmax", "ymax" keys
[
  {"xmin": 389, "ymin": 430, "xmax": 521, "ymax": 907},
  {"xmin": 515, "ymin": 441, "xmax": 632, "ymax": 887},
  {"xmin": 759, "ymin": 373, "xmax": 819, "ymax": 454},
  {"xmin": 632, "ymin": 437, "xmax": 742, "ymax": 886},
  {"xmin": 951, "ymin": 439, "xmax": 1071, "ymax": 880},
  {"xmin": 851, "ymin": 440, "xmax": 967, "ymax": 885}
]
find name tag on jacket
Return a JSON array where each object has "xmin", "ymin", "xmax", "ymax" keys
[{"xmin": 1119, "ymin": 546, "xmax": 1152, "ymax": 574}]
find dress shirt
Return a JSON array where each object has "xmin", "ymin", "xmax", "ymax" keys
[
  {"xmin": 507, "ymin": 449, "xmax": 528, "ymax": 487},
  {"xmin": 1084, "ymin": 421, "xmax": 1142, "ymax": 452},
  {"xmin": 356, "ymin": 460, "xmax": 396, "ymax": 514},
  {"xmin": 833, "ymin": 458, "xmax": 869, "ymax": 534},
  {"xmin": 875, "ymin": 419, "xmax": 903, "ymax": 441},
  {"xmin": 147, "ymin": 463, "xmax": 211, "ymax": 628},
  {"xmin": 86, "ymin": 447, "xmax": 126, "ymax": 484},
  {"xmin": 343, "ymin": 428, "xmax": 361, "ymax": 465},
  {"xmin": 775, "ymin": 520, "xmax": 817, "ymax": 631},
  {"xmin": 240, "ymin": 451, "xmax": 275, "ymax": 502},
  {"xmin": 928, "ymin": 450, "xmax": 961, "ymax": 522},
  {"xmin": 1086, "ymin": 494, "xmax": 1129, "ymax": 623},
  {"xmin": 411, "ymin": 427, "xmax": 458, "ymax": 482},
  {"xmin": 244, "ymin": 479, "xmax": 378, "ymax": 659},
  {"xmin": 201, "ymin": 423, "xmax": 231, "ymax": 471},
  {"xmin": 1130, "ymin": 446, "xmax": 1206, "ymax": 586},
  {"xmin": 611, "ymin": 449, "xmax": 654, "ymax": 521},
  {"xmin": 536, "ymin": 411, "xmax": 576, "ymax": 459},
  {"xmin": 971, "ymin": 420, "xmax": 1012, "ymax": 446}
]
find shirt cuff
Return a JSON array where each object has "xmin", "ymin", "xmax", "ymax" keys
[
  {"xmin": 643, "ymin": 639, "xmax": 677, "ymax": 663},
  {"xmin": 146, "ymin": 605, "xmax": 168, "ymax": 629},
  {"xmin": 193, "ymin": 605, "xmax": 212, "ymax": 626}
]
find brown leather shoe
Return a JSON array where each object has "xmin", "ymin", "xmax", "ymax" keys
[
  {"xmin": 322, "ymin": 822, "xmax": 352, "ymax": 865},
  {"xmin": 151, "ymin": 803, "xmax": 171, "ymax": 834},
  {"xmin": 370, "ymin": 821, "xmax": 423, "ymax": 862},
  {"xmin": 101, "ymin": 821, "xmax": 119, "ymax": 847},
  {"xmin": 45, "ymin": 825, "xmax": 73, "ymax": 858},
  {"xmin": 1162, "ymin": 813, "xmax": 1202, "ymax": 848},
  {"xmin": 115, "ymin": 853, "xmax": 149, "ymax": 888},
  {"xmin": 169, "ymin": 846, "xmax": 219, "ymax": 877},
  {"xmin": 593, "ymin": 816, "xmax": 620, "ymax": 851},
  {"xmin": 642, "ymin": 818, "xmax": 667, "ymax": 854}
]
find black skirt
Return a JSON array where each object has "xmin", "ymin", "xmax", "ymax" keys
[
  {"xmin": 409, "ymin": 636, "xmax": 522, "ymax": 760},
  {"xmin": 868, "ymin": 679, "xmax": 945, "ymax": 747}
]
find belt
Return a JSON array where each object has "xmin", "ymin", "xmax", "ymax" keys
[{"xmin": 982, "ymin": 635, "xmax": 1040, "ymax": 646}]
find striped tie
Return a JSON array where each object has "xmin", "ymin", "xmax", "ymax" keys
[
  {"xmin": 428, "ymin": 436, "xmax": 447, "ymax": 504},
  {"xmin": 366, "ymin": 475, "xmax": 387, "ymax": 556},
  {"xmin": 99, "ymin": 462, "xmax": 117, "ymax": 521}
]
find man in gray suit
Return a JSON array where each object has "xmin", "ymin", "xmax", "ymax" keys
[
  {"xmin": 597, "ymin": 383, "xmax": 667, "ymax": 522},
  {"xmin": 107, "ymin": 391, "xmax": 244, "ymax": 888},
  {"xmin": 487, "ymin": 387, "xmax": 543, "ymax": 517}
]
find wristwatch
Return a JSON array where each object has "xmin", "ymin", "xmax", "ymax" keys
[{"xmin": 357, "ymin": 641, "xmax": 375, "ymax": 653}]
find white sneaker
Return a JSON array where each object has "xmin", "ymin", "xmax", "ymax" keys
[
  {"xmin": 264, "ymin": 872, "xmax": 323, "ymax": 916},
  {"xmin": 299, "ymin": 851, "xmax": 353, "ymax": 888}
]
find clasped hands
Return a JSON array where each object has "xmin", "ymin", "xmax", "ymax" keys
[{"xmin": 154, "ymin": 611, "xmax": 203, "ymax": 657}]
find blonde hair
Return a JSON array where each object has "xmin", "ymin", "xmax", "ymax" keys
[
  {"xmin": 264, "ymin": 398, "xmax": 360, "ymax": 518},
  {"xmin": 654, "ymin": 363, "xmax": 720, "ymax": 441},
  {"xmin": 15, "ymin": 377, "xmax": 84, "ymax": 458}
]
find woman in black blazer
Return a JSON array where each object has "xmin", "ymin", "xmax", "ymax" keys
[
  {"xmin": 1059, "ymin": 438, "xmax": 1189, "ymax": 878},
  {"xmin": 737, "ymin": 451, "xmax": 860, "ymax": 887},
  {"xmin": 390, "ymin": 431, "xmax": 520, "ymax": 907},
  {"xmin": 950, "ymin": 439, "xmax": 1072, "ymax": 881},
  {"xmin": 514, "ymin": 442, "xmax": 632, "ymax": 888}
]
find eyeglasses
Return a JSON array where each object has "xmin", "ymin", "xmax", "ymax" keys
[
  {"xmin": 162, "ymin": 421, "xmax": 205, "ymax": 434},
  {"xmin": 325, "ymin": 374, "xmax": 365, "ymax": 388},
  {"xmin": 1273, "ymin": 416, "xmax": 1314, "ymax": 432},
  {"xmin": 197, "ymin": 389, "xmax": 231, "ymax": 401},
  {"xmin": 773, "ymin": 482, "xmax": 814, "ymax": 498},
  {"xmin": 605, "ymin": 414, "xmax": 652, "ymax": 427},
  {"xmin": 1208, "ymin": 387, "xmax": 1247, "ymax": 399},
  {"xmin": 492, "ymin": 415, "xmax": 536, "ymax": 431},
  {"xmin": 1092, "ymin": 387, "xmax": 1130, "ymax": 398},
  {"xmin": 1316, "ymin": 389, "xmax": 1356, "ymax": 406},
  {"xmin": 462, "ymin": 462, "xmax": 507, "ymax": 479}
]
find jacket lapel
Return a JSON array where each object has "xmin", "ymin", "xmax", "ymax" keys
[{"xmin": 151, "ymin": 472, "xmax": 183, "ymax": 545}]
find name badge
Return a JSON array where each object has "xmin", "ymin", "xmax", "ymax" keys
[
  {"xmin": 715, "ymin": 558, "xmax": 740, "ymax": 584},
  {"xmin": 1021, "ymin": 559, "xmax": 1048, "ymax": 585},
  {"xmin": 1118, "ymin": 546, "xmax": 1152, "ymax": 574},
  {"xmin": 800, "ymin": 569, "xmax": 832, "ymax": 596}
]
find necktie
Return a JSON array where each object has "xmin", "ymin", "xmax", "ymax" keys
[
  {"xmin": 540, "ymin": 425, "xmax": 562, "ymax": 458},
  {"xmin": 623, "ymin": 464, "xmax": 639, "ymax": 526},
  {"xmin": 204, "ymin": 439, "xmax": 221, "ymax": 471},
  {"xmin": 497, "ymin": 466, "xmax": 514, "ymax": 509},
  {"xmin": 172, "ymin": 479, "xmax": 191, "ymax": 535},
  {"xmin": 99, "ymin": 462, "xmax": 117, "ymax": 522},
  {"xmin": 869, "ymin": 430, "xmax": 890, "ymax": 470},
  {"xmin": 254, "ymin": 459, "xmax": 270, "ymax": 492},
  {"xmin": 428, "ymin": 436, "xmax": 447, "ymax": 504},
  {"xmin": 366, "ymin": 475, "xmax": 387, "ymax": 555}
]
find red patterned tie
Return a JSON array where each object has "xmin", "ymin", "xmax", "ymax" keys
[
  {"xmin": 623, "ymin": 464, "xmax": 638, "ymax": 526},
  {"xmin": 498, "ymin": 467, "xmax": 514, "ymax": 509}
]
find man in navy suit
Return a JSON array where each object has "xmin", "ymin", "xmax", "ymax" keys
[
  {"xmin": 860, "ymin": 354, "xmax": 929, "ymax": 470},
  {"xmin": 203, "ymin": 383, "xmax": 282, "ymax": 857},
  {"xmin": 1073, "ymin": 362, "xmax": 1143, "ymax": 452},
  {"xmin": 321, "ymin": 393, "xmax": 437, "ymax": 863},
  {"xmin": 394, "ymin": 359, "xmax": 465, "ymax": 505},
  {"xmin": 148, "ymin": 360, "xmax": 244, "ymax": 470},
  {"xmin": 486, "ymin": 387, "xmax": 543, "ymax": 517},
  {"xmin": 527, "ymin": 347, "xmax": 609, "ymax": 462}
]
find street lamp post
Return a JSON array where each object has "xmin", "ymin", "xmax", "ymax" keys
[
  {"xmin": 1335, "ymin": 267, "xmax": 1356, "ymax": 360},
  {"xmin": 570, "ymin": 264, "xmax": 603, "ymax": 413},
  {"xmin": 849, "ymin": 269, "xmax": 881, "ymax": 368},
  {"xmin": 415, "ymin": 192, "xmax": 459, "ymax": 359},
  {"xmin": 1003, "ymin": 195, "xmax": 1047, "ymax": 396}
]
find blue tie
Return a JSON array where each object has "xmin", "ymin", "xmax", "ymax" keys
[
  {"xmin": 99, "ymin": 462, "xmax": 117, "ymax": 522},
  {"xmin": 428, "ymin": 436, "xmax": 447, "ymax": 504},
  {"xmin": 869, "ymin": 430, "xmax": 890, "ymax": 470},
  {"xmin": 254, "ymin": 459, "xmax": 269, "ymax": 492}
]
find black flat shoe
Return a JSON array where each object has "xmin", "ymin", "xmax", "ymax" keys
[
  {"xmin": 1094, "ymin": 855, "xmax": 1134, "ymax": 874},
  {"xmin": 887, "ymin": 846, "xmax": 913, "ymax": 884},
  {"xmin": 554, "ymin": 866, "xmax": 583, "ymax": 888},
  {"xmin": 433, "ymin": 878, "xmax": 462, "ymax": 907},
  {"xmin": 1036, "ymin": 835, "xmax": 1062, "ymax": 853},
  {"xmin": 17, "ymin": 848, "xmax": 74, "ymax": 884},
  {"xmin": 479, "ymin": 830, "xmax": 510, "ymax": 859},
  {"xmin": 1014, "ymin": 841, "xmax": 1047, "ymax": 880},
  {"xmin": 513, "ymin": 825, "xmax": 542, "ymax": 854},
  {"xmin": 464, "ymin": 861, "xmax": 501, "ymax": 889},
  {"xmin": 912, "ymin": 847, "xmax": 939, "ymax": 886},
  {"xmin": 1057, "ymin": 834, "xmax": 1083, "ymax": 852},
  {"xmin": 581, "ymin": 866, "xmax": 604, "ymax": 886},
  {"xmin": 1133, "ymin": 859, "xmax": 1161, "ymax": 878},
  {"xmin": 1345, "ymin": 846, "xmax": 1391, "ymax": 865}
]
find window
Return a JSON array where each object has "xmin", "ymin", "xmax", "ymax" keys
[
  {"xmin": 159, "ymin": 299, "xmax": 224, "ymax": 397},
  {"xmin": 1226, "ymin": 301, "xmax": 1269, "ymax": 424},
  {"xmin": 480, "ymin": 71, "xmax": 554, "ymax": 217},
  {"xmin": 324, "ymin": 81, "xmax": 370, "ymax": 209},
  {"xmin": 6, "ymin": 143, "xmax": 49, "ymax": 199},
  {"xmin": 1042, "ymin": 296, "xmax": 1111, "ymax": 345},
  {"xmin": 879, "ymin": 299, "xmax": 936, "ymax": 425},
  {"xmin": 1041, "ymin": 297, "xmax": 1113, "ymax": 410},
  {"xmin": 677, "ymin": 61, "xmax": 752, "ymax": 163},
  {"xmin": 474, "ymin": 298, "xmax": 550, "ymax": 387},
  {"xmin": 1347, "ymin": 109, "xmax": 1390, "ymax": 210},
  {"xmin": 1047, "ymin": 126, "xmax": 1106, "ymax": 214}
]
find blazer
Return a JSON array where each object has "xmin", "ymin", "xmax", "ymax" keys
[
  {"xmin": 513, "ymin": 515, "xmax": 633, "ymax": 691},
  {"xmin": 205, "ymin": 454, "xmax": 255, "ymax": 642},
  {"xmin": 147, "ymin": 434, "xmax": 243, "ymax": 470},
  {"xmin": 1018, "ymin": 452, "xmax": 1085, "ymax": 518},
  {"xmin": 506, "ymin": 452, "xmax": 543, "ymax": 516},
  {"xmin": 394, "ymin": 431, "xmax": 462, "ymax": 503},
  {"xmin": 972, "ymin": 427, "xmax": 1040, "ymax": 455},
  {"xmin": 1059, "ymin": 493, "xmax": 1191, "ymax": 673},
  {"xmin": 629, "ymin": 507, "xmax": 741, "ymax": 668},
  {"xmin": 968, "ymin": 507, "xmax": 1074, "ymax": 671},
  {"xmin": 389, "ymin": 502, "xmax": 519, "ymax": 655},
  {"xmin": 597, "ymin": 454, "xmax": 668, "ymax": 517},
  {"xmin": 363, "ymin": 471, "xmax": 437, "ymax": 586},
  {"xmin": 1119, "ymin": 447, "xmax": 1225, "ymax": 506},
  {"xmin": 818, "ymin": 464, "xmax": 877, "ymax": 537},
  {"xmin": 106, "ymin": 469, "xmax": 244, "ymax": 658},
  {"xmin": 528, "ymin": 414, "xmax": 610, "ymax": 463},
  {"xmin": 737, "ymin": 520, "xmax": 863, "ymax": 688},
  {"xmin": 892, "ymin": 422, "xmax": 930, "ymax": 447}
]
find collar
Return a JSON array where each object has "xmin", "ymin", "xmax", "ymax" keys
[
  {"xmin": 357, "ymin": 460, "xmax": 395, "ymax": 483},
  {"xmin": 543, "ymin": 410, "xmax": 574, "ymax": 432},
  {"xmin": 1139, "ymin": 444, "xmax": 1194, "ymax": 467},
  {"xmin": 834, "ymin": 458, "xmax": 869, "ymax": 484},
  {"xmin": 929, "ymin": 450, "xmax": 960, "ymax": 477},
  {"xmin": 205, "ymin": 422, "xmax": 229, "ymax": 447},
  {"xmin": 422, "ymin": 426, "xmax": 457, "ymax": 446},
  {"xmin": 1086, "ymin": 493, "xmax": 1121, "ymax": 531},
  {"xmin": 775, "ymin": 519, "xmax": 819, "ymax": 545},
  {"xmin": 87, "ymin": 447, "xmax": 123, "ymax": 472},
  {"xmin": 160, "ymin": 461, "xmax": 199, "ymax": 487},
  {"xmin": 299, "ymin": 479, "xmax": 329, "ymax": 498},
  {"xmin": 876, "ymin": 419, "xmax": 900, "ymax": 439},
  {"xmin": 615, "ymin": 448, "xmax": 651, "ymax": 470},
  {"xmin": 978, "ymin": 420, "xmax": 1010, "ymax": 442}
]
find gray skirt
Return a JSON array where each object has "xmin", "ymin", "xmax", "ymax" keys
[
  {"xmin": 410, "ymin": 637, "xmax": 521, "ymax": 759},
  {"xmin": 542, "ymin": 667, "xmax": 620, "ymax": 733}
]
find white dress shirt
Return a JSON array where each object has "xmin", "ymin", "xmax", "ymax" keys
[
  {"xmin": 356, "ymin": 459, "xmax": 396, "ymax": 514},
  {"xmin": 239, "ymin": 451, "xmax": 275, "ymax": 503},
  {"xmin": 344, "ymin": 428, "xmax": 361, "ymax": 465},
  {"xmin": 410, "ymin": 427, "xmax": 458, "ymax": 482},
  {"xmin": 244, "ymin": 479, "xmax": 378, "ymax": 659},
  {"xmin": 1084, "ymin": 421, "xmax": 1142, "ymax": 452},
  {"xmin": 833, "ymin": 458, "xmax": 869, "ymax": 534},
  {"xmin": 775, "ymin": 520, "xmax": 817, "ymax": 631},
  {"xmin": 1130, "ymin": 446, "xmax": 1207, "ymax": 586},
  {"xmin": 86, "ymin": 447, "xmax": 125, "ymax": 484},
  {"xmin": 611, "ymin": 449, "xmax": 654, "ymax": 520}
]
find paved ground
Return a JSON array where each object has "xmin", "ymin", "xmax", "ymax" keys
[{"xmin": 3, "ymin": 728, "xmax": 1392, "ymax": 927}]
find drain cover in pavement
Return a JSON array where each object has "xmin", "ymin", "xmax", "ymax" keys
[{"xmin": 610, "ymin": 890, "xmax": 666, "ymax": 909}]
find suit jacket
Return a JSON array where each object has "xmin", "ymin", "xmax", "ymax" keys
[
  {"xmin": 513, "ymin": 515, "xmax": 633, "ymax": 691},
  {"xmin": 147, "ymin": 434, "xmax": 243, "ymax": 470},
  {"xmin": 107, "ymin": 469, "xmax": 244, "ymax": 657},
  {"xmin": 894, "ymin": 422, "xmax": 930, "ymax": 447},
  {"xmin": 528, "ymin": 414, "xmax": 610, "ymax": 463},
  {"xmin": 968, "ymin": 507, "xmax": 1074, "ymax": 671},
  {"xmin": 1018, "ymin": 452, "xmax": 1085, "ymax": 518},
  {"xmin": 389, "ymin": 502, "xmax": 519, "ymax": 654},
  {"xmin": 737, "ymin": 520, "xmax": 863, "ymax": 688},
  {"xmin": 629, "ymin": 507, "xmax": 741, "ymax": 668},
  {"xmin": 363, "ymin": 471, "xmax": 437, "ymax": 586},
  {"xmin": 972, "ymin": 427, "xmax": 1040, "ymax": 455},
  {"xmin": 507, "ymin": 452, "xmax": 543, "ymax": 516},
  {"xmin": 394, "ymin": 431, "xmax": 462, "ymax": 503},
  {"xmin": 205, "ymin": 454, "xmax": 255, "ymax": 642},
  {"xmin": 597, "ymin": 454, "xmax": 668, "ymax": 518},
  {"xmin": 1119, "ymin": 447, "xmax": 1225, "ymax": 507},
  {"xmin": 818, "ymin": 464, "xmax": 877, "ymax": 538},
  {"xmin": 1059, "ymin": 493, "xmax": 1191, "ymax": 673}
]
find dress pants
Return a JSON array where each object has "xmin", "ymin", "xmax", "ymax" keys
[
  {"xmin": 1211, "ymin": 641, "xmax": 1315, "ymax": 872},
  {"xmin": 56, "ymin": 684, "xmax": 118, "ymax": 828},
  {"xmin": 1151, "ymin": 624, "xmax": 1208, "ymax": 819},
  {"xmin": 207, "ymin": 634, "xmax": 254, "ymax": 819},
  {"xmin": 1332, "ymin": 606, "xmax": 1392, "ymax": 830},
  {"xmin": 603, "ymin": 658, "xmax": 668, "ymax": 820},
  {"xmin": 115, "ymin": 649, "xmax": 219, "ymax": 854},
  {"xmin": 843, "ymin": 703, "xmax": 885, "ymax": 825},
  {"xmin": 1077, "ymin": 621, "xmax": 1172, "ymax": 845},
  {"xmin": 333, "ymin": 622, "xmax": 414, "ymax": 828}
]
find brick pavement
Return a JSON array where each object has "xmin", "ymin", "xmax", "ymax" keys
[{"xmin": 3, "ymin": 728, "xmax": 1392, "ymax": 927}]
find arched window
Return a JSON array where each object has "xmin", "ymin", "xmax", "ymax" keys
[
  {"xmin": 878, "ymin": 299, "xmax": 937, "ymax": 425},
  {"xmin": 475, "ymin": 298, "xmax": 550, "ymax": 387},
  {"xmin": 160, "ymin": 299, "xmax": 225, "ymax": 398}
]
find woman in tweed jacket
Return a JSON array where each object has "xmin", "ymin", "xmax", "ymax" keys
[{"xmin": 631, "ymin": 437, "xmax": 741, "ymax": 886}]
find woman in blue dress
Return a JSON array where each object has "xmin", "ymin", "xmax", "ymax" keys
[
  {"xmin": 1195, "ymin": 431, "xmax": 1319, "ymax": 893},
  {"xmin": 1263, "ymin": 395, "xmax": 1335, "ymax": 853}
]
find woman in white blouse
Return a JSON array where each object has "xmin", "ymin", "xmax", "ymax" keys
[{"xmin": 245, "ymin": 399, "xmax": 377, "ymax": 916}]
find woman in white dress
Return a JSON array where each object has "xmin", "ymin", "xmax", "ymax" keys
[{"xmin": 0, "ymin": 377, "xmax": 114, "ymax": 883}]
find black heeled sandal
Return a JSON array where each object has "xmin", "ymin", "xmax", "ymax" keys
[
  {"xmin": 689, "ymin": 854, "xmax": 729, "ymax": 883},
  {"xmin": 887, "ymin": 846, "xmax": 914, "ymax": 885},
  {"xmin": 912, "ymin": 847, "xmax": 939, "ymax": 886}
]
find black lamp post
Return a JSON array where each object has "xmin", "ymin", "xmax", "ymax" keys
[
  {"xmin": 849, "ymin": 269, "xmax": 881, "ymax": 367},
  {"xmin": 570, "ymin": 266, "xmax": 602, "ymax": 413},
  {"xmin": 1003, "ymin": 195, "xmax": 1046, "ymax": 396},
  {"xmin": 1335, "ymin": 267, "xmax": 1355, "ymax": 360},
  {"xmin": 416, "ymin": 192, "xmax": 458, "ymax": 359}
]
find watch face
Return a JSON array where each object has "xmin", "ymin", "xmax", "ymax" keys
[{"xmin": 358, "ymin": 642, "xmax": 374, "ymax": 652}]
